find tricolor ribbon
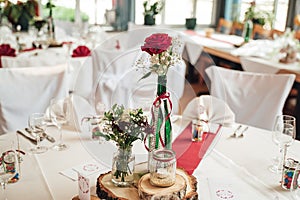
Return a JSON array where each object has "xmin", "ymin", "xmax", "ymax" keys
[{"xmin": 144, "ymin": 92, "xmax": 172, "ymax": 151}]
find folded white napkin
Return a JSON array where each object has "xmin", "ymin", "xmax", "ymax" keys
[{"xmin": 182, "ymin": 95, "xmax": 235, "ymax": 127}]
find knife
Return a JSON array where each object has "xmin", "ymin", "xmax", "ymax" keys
[
  {"xmin": 25, "ymin": 128, "xmax": 56, "ymax": 143},
  {"xmin": 16, "ymin": 130, "xmax": 37, "ymax": 145}
]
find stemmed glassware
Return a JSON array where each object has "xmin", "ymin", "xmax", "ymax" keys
[
  {"xmin": 0, "ymin": 143, "xmax": 18, "ymax": 200},
  {"xmin": 269, "ymin": 115, "xmax": 296, "ymax": 173},
  {"xmin": 50, "ymin": 98, "xmax": 69, "ymax": 151},
  {"xmin": 28, "ymin": 113, "xmax": 48, "ymax": 154}
]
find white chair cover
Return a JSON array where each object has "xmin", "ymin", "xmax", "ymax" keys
[
  {"xmin": 92, "ymin": 46, "xmax": 186, "ymax": 114},
  {"xmin": 0, "ymin": 64, "xmax": 68, "ymax": 133},
  {"xmin": 182, "ymin": 95, "xmax": 235, "ymax": 127},
  {"xmin": 69, "ymin": 56, "xmax": 93, "ymax": 97},
  {"xmin": 240, "ymin": 56, "xmax": 280, "ymax": 74},
  {"xmin": 205, "ymin": 66, "xmax": 295, "ymax": 130}
]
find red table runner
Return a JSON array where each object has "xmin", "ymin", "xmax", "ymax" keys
[{"xmin": 172, "ymin": 122, "xmax": 221, "ymax": 175}]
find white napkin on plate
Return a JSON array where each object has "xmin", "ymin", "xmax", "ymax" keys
[{"xmin": 182, "ymin": 95, "xmax": 235, "ymax": 127}]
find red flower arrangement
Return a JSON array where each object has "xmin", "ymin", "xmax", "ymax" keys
[
  {"xmin": 141, "ymin": 33, "xmax": 172, "ymax": 55},
  {"xmin": 137, "ymin": 33, "xmax": 182, "ymax": 77}
]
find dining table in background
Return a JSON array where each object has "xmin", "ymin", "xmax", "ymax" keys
[
  {"xmin": 183, "ymin": 30, "xmax": 300, "ymax": 140},
  {"xmin": 1, "ymin": 116, "xmax": 300, "ymax": 199}
]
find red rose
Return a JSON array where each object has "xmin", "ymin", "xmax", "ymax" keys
[{"xmin": 141, "ymin": 33, "xmax": 172, "ymax": 56}]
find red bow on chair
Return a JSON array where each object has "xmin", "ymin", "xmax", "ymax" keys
[
  {"xmin": 0, "ymin": 44, "xmax": 16, "ymax": 68},
  {"xmin": 71, "ymin": 45, "xmax": 91, "ymax": 57}
]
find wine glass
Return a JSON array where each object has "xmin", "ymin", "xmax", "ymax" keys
[
  {"xmin": 50, "ymin": 98, "xmax": 69, "ymax": 151},
  {"xmin": 28, "ymin": 113, "xmax": 48, "ymax": 154},
  {"xmin": 269, "ymin": 115, "xmax": 296, "ymax": 173},
  {"xmin": 0, "ymin": 145, "xmax": 18, "ymax": 200}
]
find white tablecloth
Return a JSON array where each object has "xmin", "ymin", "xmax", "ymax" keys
[{"xmin": 2, "ymin": 117, "xmax": 300, "ymax": 199}]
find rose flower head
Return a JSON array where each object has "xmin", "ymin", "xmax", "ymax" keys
[{"xmin": 141, "ymin": 33, "xmax": 172, "ymax": 56}]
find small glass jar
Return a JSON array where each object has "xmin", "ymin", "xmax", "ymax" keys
[
  {"xmin": 149, "ymin": 149, "xmax": 176, "ymax": 187},
  {"xmin": 192, "ymin": 119, "xmax": 209, "ymax": 142},
  {"xmin": 281, "ymin": 158, "xmax": 300, "ymax": 190}
]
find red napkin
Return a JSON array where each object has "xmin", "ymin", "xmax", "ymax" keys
[
  {"xmin": 71, "ymin": 45, "xmax": 91, "ymax": 57},
  {"xmin": 172, "ymin": 122, "xmax": 221, "ymax": 175},
  {"xmin": 0, "ymin": 44, "xmax": 16, "ymax": 68},
  {"xmin": 20, "ymin": 47, "xmax": 38, "ymax": 52}
]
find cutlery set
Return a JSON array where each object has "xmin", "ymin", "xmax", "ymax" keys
[
  {"xmin": 16, "ymin": 128, "xmax": 56, "ymax": 144},
  {"xmin": 230, "ymin": 125, "xmax": 248, "ymax": 138}
]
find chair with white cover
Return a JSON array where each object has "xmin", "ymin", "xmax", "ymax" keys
[
  {"xmin": 0, "ymin": 64, "xmax": 68, "ymax": 134},
  {"xmin": 91, "ymin": 29, "xmax": 187, "ymax": 114},
  {"xmin": 240, "ymin": 56, "xmax": 280, "ymax": 74},
  {"xmin": 205, "ymin": 66, "xmax": 295, "ymax": 130}
]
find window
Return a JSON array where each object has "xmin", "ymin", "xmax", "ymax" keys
[
  {"xmin": 41, "ymin": 0, "xmax": 112, "ymax": 24},
  {"xmin": 135, "ymin": 0, "xmax": 216, "ymax": 26},
  {"xmin": 238, "ymin": 0, "xmax": 289, "ymax": 31}
]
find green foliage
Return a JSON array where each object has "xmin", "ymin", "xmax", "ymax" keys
[
  {"xmin": 143, "ymin": 0, "xmax": 163, "ymax": 16},
  {"xmin": 244, "ymin": 2, "xmax": 274, "ymax": 28},
  {"xmin": 2, "ymin": 0, "xmax": 37, "ymax": 24},
  {"xmin": 94, "ymin": 104, "xmax": 152, "ymax": 150},
  {"xmin": 42, "ymin": 5, "xmax": 89, "ymax": 22}
]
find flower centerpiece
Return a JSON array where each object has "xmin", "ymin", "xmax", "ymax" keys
[
  {"xmin": 244, "ymin": 1, "xmax": 274, "ymax": 28},
  {"xmin": 143, "ymin": 0, "xmax": 163, "ymax": 25},
  {"xmin": 93, "ymin": 104, "xmax": 152, "ymax": 187},
  {"xmin": 136, "ymin": 33, "xmax": 182, "ymax": 151},
  {"xmin": 2, "ymin": 0, "xmax": 39, "ymax": 31}
]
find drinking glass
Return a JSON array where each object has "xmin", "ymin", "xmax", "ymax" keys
[
  {"xmin": 0, "ymin": 146, "xmax": 18, "ymax": 200},
  {"xmin": 28, "ymin": 113, "xmax": 48, "ymax": 154},
  {"xmin": 269, "ymin": 115, "xmax": 296, "ymax": 173},
  {"xmin": 289, "ymin": 160, "xmax": 300, "ymax": 199},
  {"xmin": 50, "ymin": 98, "xmax": 69, "ymax": 151}
]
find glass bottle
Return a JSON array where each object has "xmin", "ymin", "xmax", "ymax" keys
[{"xmin": 243, "ymin": 19, "xmax": 253, "ymax": 43}]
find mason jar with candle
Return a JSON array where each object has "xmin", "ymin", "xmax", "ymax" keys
[{"xmin": 149, "ymin": 149, "xmax": 176, "ymax": 187}]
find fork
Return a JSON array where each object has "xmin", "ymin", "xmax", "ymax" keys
[
  {"xmin": 230, "ymin": 125, "xmax": 242, "ymax": 137},
  {"xmin": 238, "ymin": 126, "xmax": 249, "ymax": 138}
]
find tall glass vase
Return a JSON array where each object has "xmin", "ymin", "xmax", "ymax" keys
[{"xmin": 152, "ymin": 75, "xmax": 172, "ymax": 150}]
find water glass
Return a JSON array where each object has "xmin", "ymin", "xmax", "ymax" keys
[
  {"xmin": 28, "ymin": 113, "xmax": 48, "ymax": 154},
  {"xmin": 50, "ymin": 98, "xmax": 69, "ymax": 151},
  {"xmin": 192, "ymin": 119, "xmax": 209, "ymax": 142}
]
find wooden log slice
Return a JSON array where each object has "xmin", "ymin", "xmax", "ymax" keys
[
  {"xmin": 176, "ymin": 168, "xmax": 198, "ymax": 200},
  {"xmin": 138, "ymin": 173, "xmax": 187, "ymax": 200},
  {"xmin": 72, "ymin": 195, "xmax": 100, "ymax": 200},
  {"xmin": 96, "ymin": 172, "xmax": 139, "ymax": 200},
  {"xmin": 96, "ymin": 168, "xmax": 198, "ymax": 200}
]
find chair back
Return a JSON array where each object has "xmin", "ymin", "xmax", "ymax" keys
[
  {"xmin": 230, "ymin": 21, "xmax": 244, "ymax": 36},
  {"xmin": 205, "ymin": 66, "xmax": 295, "ymax": 130},
  {"xmin": 91, "ymin": 29, "xmax": 187, "ymax": 114},
  {"xmin": 0, "ymin": 64, "xmax": 68, "ymax": 133},
  {"xmin": 217, "ymin": 18, "xmax": 232, "ymax": 34},
  {"xmin": 252, "ymin": 24, "xmax": 272, "ymax": 40}
]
